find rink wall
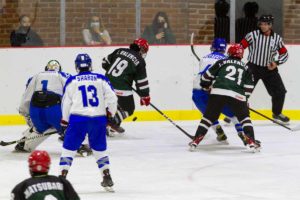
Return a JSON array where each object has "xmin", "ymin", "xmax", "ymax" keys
[{"xmin": 0, "ymin": 45, "xmax": 299, "ymax": 125}]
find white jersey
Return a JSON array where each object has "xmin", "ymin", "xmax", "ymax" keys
[
  {"xmin": 62, "ymin": 71, "xmax": 117, "ymax": 122},
  {"xmin": 193, "ymin": 52, "xmax": 227, "ymax": 90},
  {"xmin": 19, "ymin": 70, "xmax": 70, "ymax": 116}
]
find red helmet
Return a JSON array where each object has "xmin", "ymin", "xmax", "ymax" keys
[
  {"xmin": 227, "ymin": 44, "xmax": 244, "ymax": 59},
  {"xmin": 133, "ymin": 38, "xmax": 149, "ymax": 53},
  {"xmin": 28, "ymin": 150, "xmax": 51, "ymax": 173}
]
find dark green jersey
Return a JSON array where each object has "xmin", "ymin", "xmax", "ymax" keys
[
  {"xmin": 11, "ymin": 175, "xmax": 80, "ymax": 200},
  {"xmin": 200, "ymin": 58, "xmax": 254, "ymax": 101},
  {"xmin": 102, "ymin": 48, "xmax": 149, "ymax": 97}
]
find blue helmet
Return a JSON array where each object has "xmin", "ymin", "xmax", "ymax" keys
[
  {"xmin": 211, "ymin": 38, "xmax": 227, "ymax": 52},
  {"xmin": 75, "ymin": 53, "xmax": 92, "ymax": 71}
]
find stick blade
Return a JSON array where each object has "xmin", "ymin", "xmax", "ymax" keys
[
  {"xmin": 0, "ymin": 140, "xmax": 15, "ymax": 146},
  {"xmin": 291, "ymin": 124, "xmax": 300, "ymax": 132}
]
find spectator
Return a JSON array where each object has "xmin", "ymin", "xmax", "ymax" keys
[
  {"xmin": 10, "ymin": 15, "xmax": 44, "ymax": 47},
  {"xmin": 82, "ymin": 15, "xmax": 112, "ymax": 45},
  {"xmin": 142, "ymin": 11, "xmax": 176, "ymax": 44},
  {"xmin": 214, "ymin": 0, "xmax": 230, "ymax": 43},
  {"xmin": 236, "ymin": 1, "xmax": 259, "ymax": 42}
]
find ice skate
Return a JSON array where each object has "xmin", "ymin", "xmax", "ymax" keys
[
  {"xmin": 14, "ymin": 140, "xmax": 30, "ymax": 153},
  {"xmin": 107, "ymin": 118, "xmax": 125, "ymax": 133},
  {"xmin": 106, "ymin": 126, "xmax": 125, "ymax": 137},
  {"xmin": 101, "ymin": 169, "xmax": 114, "ymax": 192},
  {"xmin": 245, "ymin": 137, "xmax": 261, "ymax": 153},
  {"xmin": 238, "ymin": 132, "xmax": 261, "ymax": 148},
  {"xmin": 273, "ymin": 113, "xmax": 290, "ymax": 125},
  {"xmin": 189, "ymin": 135, "xmax": 205, "ymax": 151},
  {"xmin": 77, "ymin": 144, "xmax": 92, "ymax": 157},
  {"xmin": 215, "ymin": 125, "xmax": 228, "ymax": 144}
]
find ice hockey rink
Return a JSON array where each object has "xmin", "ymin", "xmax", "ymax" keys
[{"xmin": 1, "ymin": 120, "xmax": 300, "ymax": 200}]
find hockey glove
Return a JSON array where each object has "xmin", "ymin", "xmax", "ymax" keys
[
  {"xmin": 60, "ymin": 120, "xmax": 69, "ymax": 136},
  {"xmin": 140, "ymin": 96, "xmax": 151, "ymax": 106}
]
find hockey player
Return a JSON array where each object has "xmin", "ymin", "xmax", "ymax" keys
[
  {"xmin": 192, "ymin": 38, "xmax": 247, "ymax": 145},
  {"xmin": 17, "ymin": 60, "xmax": 70, "ymax": 152},
  {"xmin": 102, "ymin": 38, "xmax": 151, "ymax": 136},
  {"xmin": 16, "ymin": 60, "xmax": 91, "ymax": 156},
  {"xmin": 11, "ymin": 150, "xmax": 80, "ymax": 199},
  {"xmin": 190, "ymin": 44, "xmax": 261, "ymax": 152},
  {"xmin": 59, "ymin": 53, "xmax": 118, "ymax": 192}
]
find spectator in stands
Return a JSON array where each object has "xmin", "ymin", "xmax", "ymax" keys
[
  {"xmin": 142, "ymin": 11, "xmax": 176, "ymax": 44},
  {"xmin": 10, "ymin": 15, "xmax": 44, "ymax": 47},
  {"xmin": 235, "ymin": 1, "xmax": 259, "ymax": 42},
  {"xmin": 214, "ymin": 0, "xmax": 230, "ymax": 43},
  {"xmin": 82, "ymin": 15, "xmax": 112, "ymax": 45}
]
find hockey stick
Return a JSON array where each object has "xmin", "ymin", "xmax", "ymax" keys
[
  {"xmin": 190, "ymin": 32, "xmax": 201, "ymax": 62},
  {"xmin": 249, "ymin": 108, "xmax": 293, "ymax": 131},
  {"xmin": 131, "ymin": 87, "xmax": 194, "ymax": 139},
  {"xmin": 0, "ymin": 130, "xmax": 58, "ymax": 146}
]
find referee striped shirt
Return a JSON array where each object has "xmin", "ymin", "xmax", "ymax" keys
[{"xmin": 240, "ymin": 29, "xmax": 288, "ymax": 67}]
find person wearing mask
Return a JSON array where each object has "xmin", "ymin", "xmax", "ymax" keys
[
  {"xmin": 82, "ymin": 15, "xmax": 112, "ymax": 45},
  {"xmin": 10, "ymin": 15, "xmax": 44, "ymax": 47},
  {"xmin": 142, "ymin": 11, "xmax": 176, "ymax": 44}
]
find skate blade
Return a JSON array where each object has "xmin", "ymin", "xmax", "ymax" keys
[
  {"xmin": 12, "ymin": 149, "xmax": 30, "ymax": 153},
  {"xmin": 76, "ymin": 152, "xmax": 92, "ymax": 157},
  {"xmin": 217, "ymin": 140, "xmax": 229, "ymax": 145},
  {"xmin": 107, "ymin": 132, "xmax": 124, "ymax": 138},
  {"xmin": 273, "ymin": 119, "xmax": 290, "ymax": 126},
  {"xmin": 189, "ymin": 144, "xmax": 197, "ymax": 152},
  {"xmin": 245, "ymin": 146, "xmax": 261, "ymax": 153},
  {"xmin": 103, "ymin": 186, "xmax": 115, "ymax": 193}
]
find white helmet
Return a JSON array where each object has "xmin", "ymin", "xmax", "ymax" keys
[{"xmin": 45, "ymin": 60, "xmax": 61, "ymax": 71}]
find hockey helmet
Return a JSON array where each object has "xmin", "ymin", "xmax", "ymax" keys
[
  {"xmin": 258, "ymin": 14, "xmax": 274, "ymax": 24},
  {"xmin": 133, "ymin": 38, "xmax": 149, "ymax": 58},
  {"xmin": 28, "ymin": 150, "xmax": 51, "ymax": 174},
  {"xmin": 227, "ymin": 44, "xmax": 244, "ymax": 59},
  {"xmin": 211, "ymin": 38, "xmax": 227, "ymax": 52},
  {"xmin": 75, "ymin": 53, "xmax": 92, "ymax": 71},
  {"xmin": 45, "ymin": 60, "xmax": 61, "ymax": 71}
]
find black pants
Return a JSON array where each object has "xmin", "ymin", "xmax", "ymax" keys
[
  {"xmin": 117, "ymin": 95, "xmax": 135, "ymax": 116},
  {"xmin": 196, "ymin": 95, "xmax": 255, "ymax": 140},
  {"xmin": 248, "ymin": 62, "xmax": 287, "ymax": 115},
  {"xmin": 113, "ymin": 95, "xmax": 135, "ymax": 125}
]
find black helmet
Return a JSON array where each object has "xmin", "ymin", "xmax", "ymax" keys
[{"xmin": 259, "ymin": 14, "xmax": 274, "ymax": 24}]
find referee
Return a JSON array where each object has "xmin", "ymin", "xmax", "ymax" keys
[{"xmin": 240, "ymin": 14, "xmax": 289, "ymax": 124}]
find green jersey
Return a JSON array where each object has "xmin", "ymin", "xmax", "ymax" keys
[
  {"xmin": 11, "ymin": 175, "xmax": 80, "ymax": 200},
  {"xmin": 102, "ymin": 48, "xmax": 149, "ymax": 97},
  {"xmin": 200, "ymin": 58, "xmax": 254, "ymax": 101}
]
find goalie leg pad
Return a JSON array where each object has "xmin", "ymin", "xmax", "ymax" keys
[{"xmin": 23, "ymin": 128, "xmax": 55, "ymax": 152}]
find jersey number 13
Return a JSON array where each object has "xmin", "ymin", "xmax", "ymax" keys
[{"xmin": 78, "ymin": 85, "xmax": 99, "ymax": 107}]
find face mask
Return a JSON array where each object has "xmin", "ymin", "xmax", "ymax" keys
[
  {"xmin": 20, "ymin": 26, "xmax": 30, "ymax": 32},
  {"xmin": 158, "ymin": 21, "xmax": 165, "ymax": 29},
  {"xmin": 90, "ymin": 22, "xmax": 100, "ymax": 28}
]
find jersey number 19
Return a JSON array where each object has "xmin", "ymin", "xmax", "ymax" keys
[{"xmin": 108, "ymin": 57, "xmax": 128, "ymax": 77}]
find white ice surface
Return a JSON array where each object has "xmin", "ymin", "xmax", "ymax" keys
[{"xmin": 1, "ymin": 121, "xmax": 300, "ymax": 200}]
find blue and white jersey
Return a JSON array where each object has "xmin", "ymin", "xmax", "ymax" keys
[
  {"xmin": 19, "ymin": 71, "xmax": 71, "ymax": 116},
  {"xmin": 193, "ymin": 52, "xmax": 227, "ymax": 90},
  {"xmin": 62, "ymin": 71, "xmax": 118, "ymax": 122}
]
